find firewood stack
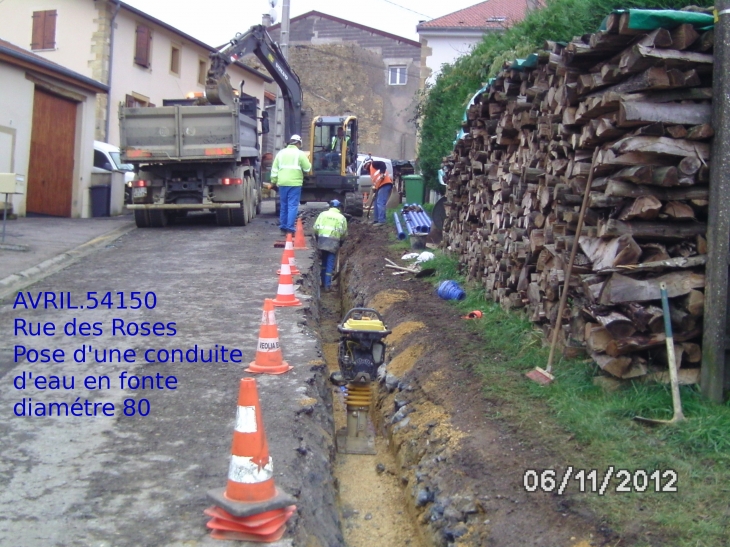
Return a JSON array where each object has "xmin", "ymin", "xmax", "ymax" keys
[{"xmin": 441, "ymin": 11, "xmax": 713, "ymax": 383}]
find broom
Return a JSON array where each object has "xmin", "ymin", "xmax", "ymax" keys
[{"xmin": 526, "ymin": 147, "xmax": 600, "ymax": 385}]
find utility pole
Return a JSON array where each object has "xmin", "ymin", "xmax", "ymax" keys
[
  {"xmin": 702, "ymin": 1, "xmax": 730, "ymax": 403},
  {"xmin": 273, "ymin": 0, "xmax": 291, "ymax": 153}
]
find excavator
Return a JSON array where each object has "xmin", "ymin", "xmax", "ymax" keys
[{"xmin": 206, "ymin": 25, "xmax": 363, "ymax": 216}]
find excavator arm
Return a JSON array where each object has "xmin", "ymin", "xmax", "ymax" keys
[{"xmin": 207, "ymin": 25, "xmax": 303, "ymax": 139}]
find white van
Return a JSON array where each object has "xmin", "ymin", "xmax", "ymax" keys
[
  {"xmin": 356, "ymin": 154, "xmax": 393, "ymax": 195},
  {"xmin": 93, "ymin": 141, "xmax": 135, "ymax": 184}
]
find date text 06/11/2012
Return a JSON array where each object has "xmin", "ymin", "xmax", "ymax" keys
[{"xmin": 523, "ymin": 467, "xmax": 678, "ymax": 495}]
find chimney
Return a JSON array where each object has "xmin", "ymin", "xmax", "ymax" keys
[{"xmin": 262, "ymin": 13, "xmax": 272, "ymax": 27}]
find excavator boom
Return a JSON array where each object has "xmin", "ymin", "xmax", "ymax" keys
[{"xmin": 207, "ymin": 25, "xmax": 303, "ymax": 138}]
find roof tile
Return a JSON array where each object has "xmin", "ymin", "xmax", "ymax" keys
[{"xmin": 418, "ymin": 0, "xmax": 541, "ymax": 30}]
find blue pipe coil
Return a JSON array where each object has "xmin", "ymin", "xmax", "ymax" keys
[
  {"xmin": 393, "ymin": 212, "xmax": 406, "ymax": 240},
  {"xmin": 404, "ymin": 210, "xmax": 424, "ymax": 233},
  {"xmin": 437, "ymin": 280, "xmax": 466, "ymax": 301}
]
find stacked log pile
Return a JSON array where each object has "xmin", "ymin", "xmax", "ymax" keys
[{"xmin": 441, "ymin": 13, "xmax": 713, "ymax": 383}]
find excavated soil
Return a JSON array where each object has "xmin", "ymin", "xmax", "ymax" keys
[{"xmin": 330, "ymin": 221, "xmax": 622, "ymax": 547}]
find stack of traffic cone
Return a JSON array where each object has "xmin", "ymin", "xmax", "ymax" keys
[
  {"xmin": 246, "ymin": 299, "xmax": 292, "ymax": 375},
  {"xmin": 206, "ymin": 378, "xmax": 297, "ymax": 542},
  {"xmin": 272, "ymin": 252, "xmax": 301, "ymax": 307},
  {"xmin": 277, "ymin": 234, "xmax": 300, "ymax": 276},
  {"xmin": 293, "ymin": 218, "xmax": 308, "ymax": 250}
]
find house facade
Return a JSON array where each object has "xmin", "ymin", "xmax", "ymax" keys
[
  {"xmin": 265, "ymin": 11, "xmax": 421, "ymax": 160},
  {"xmin": 417, "ymin": 0, "xmax": 541, "ymax": 87},
  {"xmin": 0, "ymin": 0, "xmax": 272, "ymax": 147},
  {"xmin": 0, "ymin": 38, "xmax": 106, "ymax": 218}
]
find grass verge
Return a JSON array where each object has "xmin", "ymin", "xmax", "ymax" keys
[{"xmin": 421, "ymin": 252, "xmax": 730, "ymax": 547}]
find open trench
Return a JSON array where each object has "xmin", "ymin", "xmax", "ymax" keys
[{"xmin": 317, "ymin": 286, "xmax": 427, "ymax": 547}]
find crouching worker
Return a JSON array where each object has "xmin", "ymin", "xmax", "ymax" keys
[{"xmin": 313, "ymin": 200, "xmax": 348, "ymax": 292}]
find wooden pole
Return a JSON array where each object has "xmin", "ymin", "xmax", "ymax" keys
[{"xmin": 702, "ymin": 1, "xmax": 730, "ymax": 403}]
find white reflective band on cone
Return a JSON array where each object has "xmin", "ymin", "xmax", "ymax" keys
[
  {"xmin": 235, "ymin": 406, "xmax": 258, "ymax": 433},
  {"xmin": 277, "ymin": 284, "xmax": 294, "ymax": 295},
  {"xmin": 228, "ymin": 455, "xmax": 274, "ymax": 483},
  {"xmin": 257, "ymin": 338, "xmax": 280, "ymax": 351},
  {"xmin": 261, "ymin": 310, "xmax": 277, "ymax": 325},
  {"xmin": 280, "ymin": 264, "xmax": 291, "ymax": 275}
]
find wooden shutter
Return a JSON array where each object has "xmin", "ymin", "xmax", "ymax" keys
[
  {"xmin": 44, "ymin": 10, "xmax": 57, "ymax": 49},
  {"xmin": 134, "ymin": 25, "xmax": 151, "ymax": 67}
]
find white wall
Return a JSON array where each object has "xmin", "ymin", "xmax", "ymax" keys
[
  {"xmin": 419, "ymin": 31, "xmax": 484, "ymax": 84},
  {"xmin": 0, "ymin": 0, "xmax": 97, "ymax": 76},
  {"xmin": 0, "ymin": 61, "xmax": 98, "ymax": 217}
]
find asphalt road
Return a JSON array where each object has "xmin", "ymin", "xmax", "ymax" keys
[{"xmin": 0, "ymin": 204, "xmax": 343, "ymax": 547}]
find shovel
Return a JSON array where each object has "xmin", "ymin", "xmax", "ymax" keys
[{"xmin": 634, "ymin": 281, "xmax": 686, "ymax": 425}]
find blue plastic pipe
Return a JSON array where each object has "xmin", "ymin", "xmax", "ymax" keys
[
  {"xmin": 437, "ymin": 280, "xmax": 466, "ymax": 301},
  {"xmin": 393, "ymin": 212, "xmax": 406, "ymax": 240}
]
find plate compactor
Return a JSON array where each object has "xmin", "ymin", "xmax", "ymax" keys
[{"xmin": 330, "ymin": 308, "xmax": 391, "ymax": 454}]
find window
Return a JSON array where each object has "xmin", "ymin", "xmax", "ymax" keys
[
  {"xmin": 198, "ymin": 59, "xmax": 207, "ymax": 85},
  {"xmin": 31, "ymin": 10, "xmax": 57, "ymax": 50},
  {"xmin": 125, "ymin": 93, "xmax": 153, "ymax": 108},
  {"xmin": 170, "ymin": 45, "xmax": 181, "ymax": 75},
  {"xmin": 388, "ymin": 65, "xmax": 407, "ymax": 86},
  {"xmin": 134, "ymin": 25, "xmax": 152, "ymax": 68},
  {"xmin": 93, "ymin": 150, "xmax": 112, "ymax": 170}
]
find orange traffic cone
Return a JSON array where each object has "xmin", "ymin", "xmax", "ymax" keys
[
  {"xmin": 272, "ymin": 253, "xmax": 301, "ymax": 307},
  {"xmin": 246, "ymin": 299, "xmax": 292, "ymax": 375},
  {"xmin": 277, "ymin": 234, "xmax": 300, "ymax": 276},
  {"xmin": 293, "ymin": 217, "xmax": 308, "ymax": 250},
  {"xmin": 206, "ymin": 378, "xmax": 296, "ymax": 542}
]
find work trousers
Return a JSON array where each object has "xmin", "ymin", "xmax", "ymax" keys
[
  {"xmin": 278, "ymin": 185, "xmax": 302, "ymax": 232},
  {"xmin": 320, "ymin": 250, "xmax": 337, "ymax": 288},
  {"xmin": 373, "ymin": 183, "xmax": 393, "ymax": 224}
]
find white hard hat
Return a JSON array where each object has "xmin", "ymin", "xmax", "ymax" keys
[{"xmin": 289, "ymin": 134, "xmax": 302, "ymax": 144}]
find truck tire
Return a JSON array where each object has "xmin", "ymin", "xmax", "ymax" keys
[
  {"xmin": 344, "ymin": 192, "xmax": 363, "ymax": 217},
  {"xmin": 149, "ymin": 210, "xmax": 168, "ymax": 228},
  {"xmin": 230, "ymin": 202, "xmax": 246, "ymax": 226},
  {"xmin": 134, "ymin": 210, "xmax": 150, "ymax": 228},
  {"xmin": 216, "ymin": 209, "xmax": 232, "ymax": 226}
]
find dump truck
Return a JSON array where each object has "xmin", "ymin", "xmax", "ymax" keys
[{"xmin": 120, "ymin": 93, "xmax": 263, "ymax": 228}]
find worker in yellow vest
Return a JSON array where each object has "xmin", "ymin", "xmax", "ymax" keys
[
  {"xmin": 313, "ymin": 200, "xmax": 348, "ymax": 291},
  {"xmin": 271, "ymin": 134, "xmax": 312, "ymax": 234}
]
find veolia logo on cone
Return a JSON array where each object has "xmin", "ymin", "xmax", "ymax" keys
[{"xmin": 246, "ymin": 299, "xmax": 292, "ymax": 374}]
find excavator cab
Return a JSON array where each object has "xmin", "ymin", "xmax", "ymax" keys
[
  {"xmin": 304, "ymin": 116, "xmax": 362, "ymax": 216},
  {"xmin": 309, "ymin": 116, "xmax": 357, "ymax": 175}
]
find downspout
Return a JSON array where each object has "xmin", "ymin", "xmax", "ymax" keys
[{"xmin": 104, "ymin": 0, "xmax": 121, "ymax": 142}]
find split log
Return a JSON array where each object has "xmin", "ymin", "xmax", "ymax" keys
[
  {"xmin": 605, "ymin": 327, "xmax": 702, "ymax": 356},
  {"xmin": 618, "ymin": 101, "xmax": 711, "ymax": 128},
  {"xmin": 662, "ymin": 201, "xmax": 696, "ymax": 220},
  {"xmin": 670, "ymin": 24, "xmax": 700, "ymax": 51},
  {"xmin": 585, "ymin": 323, "xmax": 614, "ymax": 353},
  {"xmin": 598, "ymin": 218, "xmax": 707, "ymax": 240},
  {"xmin": 598, "ymin": 271, "xmax": 706, "ymax": 305},
  {"xmin": 595, "ymin": 311, "xmax": 637, "ymax": 338},
  {"xmin": 611, "ymin": 136, "xmax": 710, "ymax": 159},
  {"xmin": 579, "ymin": 234, "xmax": 641, "ymax": 270},
  {"xmin": 681, "ymin": 289, "xmax": 704, "ymax": 317},
  {"xmin": 619, "ymin": 302, "xmax": 664, "ymax": 333},
  {"xmin": 618, "ymin": 195, "xmax": 662, "ymax": 221},
  {"xmin": 592, "ymin": 352, "xmax": 632, "ymax": 378}
]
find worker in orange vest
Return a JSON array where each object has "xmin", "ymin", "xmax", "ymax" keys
[{"xmin": 362, "ymin": 156, "xmax": 393, "ymax": 225}]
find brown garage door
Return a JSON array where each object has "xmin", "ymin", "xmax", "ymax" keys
[{"xmin": 26, "ymin": 88, "xmax": 77, "ymax": 217}]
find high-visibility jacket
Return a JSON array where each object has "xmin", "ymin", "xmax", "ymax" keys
[
  {"xmin": 314, "ymin": 207, "xmax": 348, "ymax": 252},
  {"xmin": 330, "ymin": 135, "xmax": 350, "ymax": 151},
  {"xmin": 368, "ymin": 164, "xmax": 393, "ymax": 191},
  {"xmin": 271, "ymin": 145, "xmax": 312, "ymax": 186}
]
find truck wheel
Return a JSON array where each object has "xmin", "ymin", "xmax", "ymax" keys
[
  {"xmin": 216, "ymin": 209, "xmax": 232, "ymax": 226},
  {"xmin": 244, "ymin": 179, "xmax": 253, "ymax": 224},
  {"xmin": 231, "ymin": 203, "xmax": 246, "ymax": 226},
  {"xmin": 149, "ymin": 210, "xmax": 168, "ymax": 227},
  {"xmin": 344, "ymin": 192, "xmax": 363, "ymax": 217},
  {"xmin": 134, "ymin": 210, "xmax": 150, "ymax": 228}
]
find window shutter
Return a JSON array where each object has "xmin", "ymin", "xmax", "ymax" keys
[
  {"xmin": 125, "ymin": 94, "xmax": 136, "ymax": 107},
  {"xmin": 31, "ymin": 11, "xmax": 44, "ymax": 50},
  {"xmin": 134, "ymin": 25, "xmax": 151, "ymax": 67},
  {"xmin": 44, "ymin": 10, "xmax": 57, "ymax": 49}
]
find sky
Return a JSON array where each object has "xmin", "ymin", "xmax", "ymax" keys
[{"xmin": 122, "ymin": 0, "xmax": 483, "ymax": 45}]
